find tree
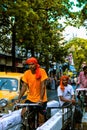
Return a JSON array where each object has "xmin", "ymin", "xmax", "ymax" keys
[
  {"xmin": 65, "ymin": 37, "xmax": 87, "ymax": 72},
  {"xmin": 0, "ymin": 0, "xmax": 76, "ymax": 71},
  {"xmin": 73, "ymin": 0, "xmax": 87, "ymax": 28}
]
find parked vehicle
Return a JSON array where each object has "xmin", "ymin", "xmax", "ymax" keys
[{"xmin": 0, "ymin": 72, "xmax": 27, "ymax": 113}]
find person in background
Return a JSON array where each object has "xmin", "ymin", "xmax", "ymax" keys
[
  {"xmin": 57, "ymin": 75, "xmax": 75, "ymax": 107},
  {"xmin": 77, "ymin": 61, "xmax": 87, "ymax": 76},
  {"xmin": 57, "ymin": 75, "xmax": 77, "ymax": 130},
  {"xmin": 47, "ymin": 72, "xmax": 58, "ymax": 90},
  {"xmin": 81, "ymin": 61, "xmax": 87, "ymax": 70},
  {"xmin": 77, "ymin": 66, "xmax": 87, "ymax": 88},
  {"xmin": 57, "ymin": 75, "xmax": 83, "ymax": 130},
  {"xmin": 16, "ymin": 57, "xmax": 48, "ymax": 125},
  {"xmin": 49, "ymin": 72, "xmax": 56, "ymax": 90}
]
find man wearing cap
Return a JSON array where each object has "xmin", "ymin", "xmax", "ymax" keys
[{"xmin": 17, "ymin": 57, "xmax": 48, "ymax": 124}]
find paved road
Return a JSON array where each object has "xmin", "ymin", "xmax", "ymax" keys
[{"xmin": 47, "ymin": 89, "xmax": 58, "ymax": 101}]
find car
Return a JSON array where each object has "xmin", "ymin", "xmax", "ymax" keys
[{"xmin": 0, "ymin": 72, "xmax": 27, "ymax": 113}]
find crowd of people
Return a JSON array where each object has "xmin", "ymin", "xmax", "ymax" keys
[{"xmin": 15, "ymin": 57, "xmax": 87, "ymax": 129}]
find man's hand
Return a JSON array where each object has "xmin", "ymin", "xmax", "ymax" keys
[
  {"xmin": 14, "ymin": 99, "xmax": 20, "ymax": 110},
  {"xmin": 15, "ymin": 99, "xmax": 20, "ymax": 104},
  {"xmin": 38, "ymin": 99, "xmax": 43, "ymax": 105},
  {"xmin": 71, "ymin": 99, "xmax": 76, "ymax": 105}
]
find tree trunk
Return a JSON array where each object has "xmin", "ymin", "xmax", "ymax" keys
[{"xmin": 12, "ymin": 24, "xmax": 16, "ymax": 72}]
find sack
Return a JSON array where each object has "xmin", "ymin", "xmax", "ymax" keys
[
  {"xmin": 8, "ymin": 124, "xmax": 22, "ymax": 130},
  {"xmin": 73, "ymin": 104, "xmax": 83, "ymax": 123},
  {"xmin": 0, "ymin": 109, "xmax": 22, "ymax": 130}
]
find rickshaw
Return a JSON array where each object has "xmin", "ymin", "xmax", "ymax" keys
[
  {"xmin": 46, "ymin": 102, "xmax": 73, "ymax": 130},
  {"xmin": 0, "ymin": 100, "xmax": 73, "ymax": 130},
  {"xmin": 75, "ymin": 88, "xmax": 87, "ymax": 130}
]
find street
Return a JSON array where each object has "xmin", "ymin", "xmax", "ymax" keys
[{"xmin": 47, "ymin": 89, "xmax": 58, "ymax": 101}]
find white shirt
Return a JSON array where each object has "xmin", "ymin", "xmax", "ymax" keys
[{"xmin": 57, "ymin": 84, "xmax": 74, "ymax": 106}]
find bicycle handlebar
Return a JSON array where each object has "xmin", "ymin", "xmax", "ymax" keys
[
  {"xmin": 61, "ymin": 102, "xmax": 72, "ymax": 108},
  {"xmin": 13, "ymin": 102, "xmax": 72, "ymax": 111},
  {"xmin": 76, "ymin": 88, "xmax": 87, "ymax": 91},
  {"xmin": 13, "ymin": 103, "xmax": 40, "ymax": 110},
  {"xmin": 15, "ymin": 103, "xmax": 40, "ymax": 107}
]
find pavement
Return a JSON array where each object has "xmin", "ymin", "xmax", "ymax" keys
[{"xmin": 47, "ymin": 89, "xmax": 58, "ymax": 101}]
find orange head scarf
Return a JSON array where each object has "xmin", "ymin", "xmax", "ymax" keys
[
  {"xmin": 60, "ymin": 75, "xmax": 69, "ymax": 91},
  {"xmin": 26, "ymin": 57, "xmax": 41, "ymax": 79}
]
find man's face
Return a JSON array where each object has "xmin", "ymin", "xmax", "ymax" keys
[
  {"xmin": 62, "ymin": 78, "xmax": 68, "ymax": 86},
  {"xmin": 28, "ymin": 63, "xmax": 37, "ymax": 72}
]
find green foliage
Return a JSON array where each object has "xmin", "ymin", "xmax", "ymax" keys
[
  {"xmin": 0, "ymin": 0, "xmax": 77, "ymax": 70},
  {"xmin": 65, "ymin": 37, "xmax": 87, "ymax": 71},
  {"xmin": 75, "ymin": 0, "xmax": 87, "ymax": 25}
]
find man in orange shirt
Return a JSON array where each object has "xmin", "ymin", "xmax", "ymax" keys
[{"xmin": 17, "ymin": 57, "xmax": 48, "ymax": 117}]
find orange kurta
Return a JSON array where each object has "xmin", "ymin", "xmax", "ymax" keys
[{"xmin": 22, "ymin": 68, "xmax": 48, "ymax": 102}]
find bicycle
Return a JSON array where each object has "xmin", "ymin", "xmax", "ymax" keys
[
  {"xmin": 76, "ymin": 88, "xmax": 87, "ymax": 109},
  {"xmin": 73, "ymin": 88, "xmax": 87, "ymax": 130},
  {"xmin": 13, "ymin": 102, "xmax": 47, "ymax": 130}
]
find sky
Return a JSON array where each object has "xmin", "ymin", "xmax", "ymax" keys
[
  {"xmin": 69, "ymin": 0, "xmax": 83, "ymax": 12},
  {"xmin": 63, "ymin": 26, "xmax": 87, "ymax": 41}
]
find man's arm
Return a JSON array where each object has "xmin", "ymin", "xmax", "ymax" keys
[
  {"xmin": 39, "ymin": 79, "xmax": 46, "ymax": 102},
  {"xmin": 18, "ymin": 82, "xmax": 27, "ymax": 102},
  {"xmin": 59, "ymin": 95, "xmax": 76, "ymax": 104},
  {"xmin": 59, "ymin": 96, "xmax": 71, "ymax": 103}
]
